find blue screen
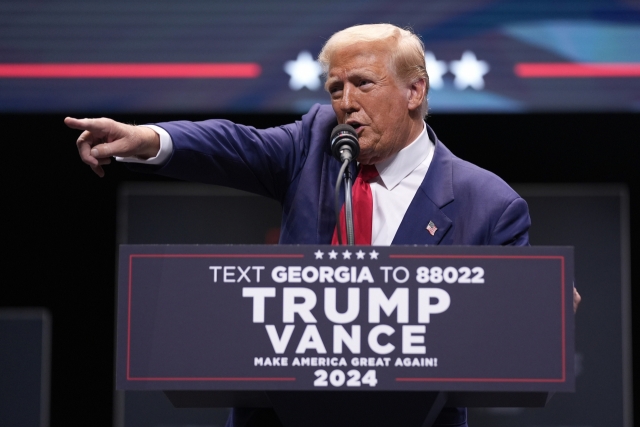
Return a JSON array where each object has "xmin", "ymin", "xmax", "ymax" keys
[{"xmin": 1, "ymin": 0, "xmax": 639, "ymax": 113}]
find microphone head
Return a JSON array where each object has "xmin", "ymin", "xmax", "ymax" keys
[{"xmin": 330, "ymin": 124, "xmax": 360, "ymax": 161}]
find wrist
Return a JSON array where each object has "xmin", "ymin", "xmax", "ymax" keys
[{"xmin": 136, "ymin": 126, "xmax": 161, "ymax": 159}]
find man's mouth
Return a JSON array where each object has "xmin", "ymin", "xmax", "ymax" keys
[{"xmin": 346, "ymin": 120, "xmax": 364, "ymax": 132}]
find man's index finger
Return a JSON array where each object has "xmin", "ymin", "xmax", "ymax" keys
[{"xmin": 64, "ymin": 117, "xmax": 110, "ymax": 135}]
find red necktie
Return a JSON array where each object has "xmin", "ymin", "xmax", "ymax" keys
[{"xmin": 332, "ymin": 164, "xmax": 379, "ymax": 245}]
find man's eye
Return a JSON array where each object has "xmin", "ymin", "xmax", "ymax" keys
[{"xmin": 359, "ymin": 80, "xmax": 371, "ymax": 87}]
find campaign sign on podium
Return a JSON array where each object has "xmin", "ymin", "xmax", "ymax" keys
[{"xmin": 116, "ymin": 245, "xmax": 574, "ymax": 395}]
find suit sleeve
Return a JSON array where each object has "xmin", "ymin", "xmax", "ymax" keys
[
  {"xmin": 489, "ymin": 197, "xmax": 531, "ymax": 246},
  {"xmin": 129, "ymin": 118, "xmax": 308, "ymax": 203}
]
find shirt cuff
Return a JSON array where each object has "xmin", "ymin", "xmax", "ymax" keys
[{"xmin": 115, "ymin": 125, "xmax": 173, "ymax": 165}]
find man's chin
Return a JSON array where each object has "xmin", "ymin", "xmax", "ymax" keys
[
  {"xmin": 356, "ymin": 151, "xmax": 372, "ymax": 165},
  {"xmin": 356, "ymin": 142, "xmax": 374, "ymax": 163}
]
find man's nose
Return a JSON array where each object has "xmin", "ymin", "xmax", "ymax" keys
[{"xmin": 339, "ymin": 85, "xmax": 359, "ymax": 113}]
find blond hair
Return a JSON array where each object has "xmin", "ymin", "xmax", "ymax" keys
[{"xmin": 318, "ymin": 24, "xmax": 428, "ymax": 114}]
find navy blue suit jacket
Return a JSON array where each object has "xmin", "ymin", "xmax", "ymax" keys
[{"xmin": 147, "ymin": 103, "xmax": 530, "ymax": 247}]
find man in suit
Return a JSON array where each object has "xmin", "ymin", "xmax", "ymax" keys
[
  {"xmin": 67, "ymin": 23, "xmax": 577, "ymax": 427},
  {"xmin": 66, "ymin": 24, "xmax": 529, "ymax": 248}
]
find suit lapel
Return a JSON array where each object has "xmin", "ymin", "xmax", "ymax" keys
[
  {"xmin": 392, "ymin": 196, "xmax": 452, "ymax": 245},
  {"xmin": 392, "ymin": 126, "xmax": 454, "ymax": 245}
]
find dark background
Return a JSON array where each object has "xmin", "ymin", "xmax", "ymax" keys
[{"xmin": 2, "ymin": 111, "xmax": 637, "ymax": 425}]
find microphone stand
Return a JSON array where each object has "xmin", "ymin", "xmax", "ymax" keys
[
  {"xmin": 331, "ymin": 124, "xmax": 360, "ymax": 246},
  {"xmin": 335, "ymin": 159, "xmax": 356, "ymax": 246}
]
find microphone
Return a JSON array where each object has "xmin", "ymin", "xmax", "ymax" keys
[
  {"xmin": 331, "ymin": 124, "xmax": 360, "ymax": 162},
  {"xmin": 330, "ymin": 124, "xmax": 359, "ymax": 245}
]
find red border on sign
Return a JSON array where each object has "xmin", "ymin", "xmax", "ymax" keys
[
  {"xmin": 390, "ymin": 254, "xmax": 566, "ymax": 384},
  {"xmin": 125, "ymin": 252, "xmax": 567, "ymax": 384},
  {"xmin": 126, "ymin": 253, "xmax": 302, "ymax": 382}
]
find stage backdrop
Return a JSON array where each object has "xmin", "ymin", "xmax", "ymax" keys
[{"xmin": 1, "ymin": 0, "xmax": 639, "ymax": 113}]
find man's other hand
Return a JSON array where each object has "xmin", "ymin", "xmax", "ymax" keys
[
  {"xmin": 65, "ymin": 117, "xmax": 161, "ymax": 177},
  {"xmin": 574, "ymin": 287, "xmax": 581, "ymax": 313}
]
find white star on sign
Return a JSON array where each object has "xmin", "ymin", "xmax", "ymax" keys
[
  {"xmin": 424, "ymin": 51, "xmax": 447, "ymax": 90},
  {"xmin": 328, "ymin": 250, "xmax": 338, "ymax": 260},
  {"xmin": 369, "ymin": 250, "xmax": 379, "ymax": 260},
  {"xmin": 284, "ymin": 51, "xmax": 323, "ymax": 91},
  {"xmin": 450, "ymin": 51, "xmax": 489, "ymax": 90},
  {"xmin": 342, "ymin": 250, "xmax": 352, "ymax": 260},
  {"xmin": 356, "ymin": 250, "xmax": 366, "ymax": 260},
  {"xmin": 314, "ymin": 250, "xmax": 324, "ymax": 260}
]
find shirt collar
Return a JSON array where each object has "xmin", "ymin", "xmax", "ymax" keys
[{"xmin": 374, "ymin": 121, "xmax": 430, "ymax": 190}]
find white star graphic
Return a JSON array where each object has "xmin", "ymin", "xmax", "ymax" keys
[
  {"xmin": 449, "ymin": 51, "xmax": 489, "ymax": 90},
  {"xmin": 284, "ymin": 51, "xmax": 323, "ymax": 91},
  {"xmin": 342, "ymin": 250, "xmax": 352, "ymax": 260},
  {"xmin": 314, "ymin": 250, "xmax": 324, "ymax": 260},
  {"xmin": 328, "ymin": 250, "xmax": 338, "ymax": 260},
  {"xmin": 369, "ymin": 250, "xmax": 379, "ymax": 260},
  {"xmin": 424, "ymin": 51, "xmax": 447, "ymax": 90},
  {"xmin": 356, "ymin": 250, "xmax": 366, "ymax": 260}
]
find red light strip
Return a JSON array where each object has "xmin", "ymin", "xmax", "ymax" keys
[
  {"xmin": 515, "ymin": 63, "xmax": 640, "ymax": 78},
  {"xmin": 0, "ymin": 63, "xmax": 261, "ymax": 78}
]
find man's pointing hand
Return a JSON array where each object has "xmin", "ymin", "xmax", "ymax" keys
[{"xmin": 65, "ymin": 117, "xmax": 160, "ymax": 177}]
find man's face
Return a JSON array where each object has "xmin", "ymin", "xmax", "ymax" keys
[{"xmin": 326, "ymin": 41, "xmax": 421, "ymax": 164}]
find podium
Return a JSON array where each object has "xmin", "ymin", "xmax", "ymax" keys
[{"xmin": 116, "ymin": 245, "xmax": 574, "ymax": 427}]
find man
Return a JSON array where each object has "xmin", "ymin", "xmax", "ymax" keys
[
  {"xmin": 67, "ymin": 24, "xmax": 577, "ymax": 427},
  {"xmin": 66, "ymin": 24, "xmax": 530, "ymax": 247}
]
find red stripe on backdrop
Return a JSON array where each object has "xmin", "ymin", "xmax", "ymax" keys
[
  {"xmin": 515, "ymin": 63, "xmax": 640, "ymax": 78},
  {"xmin": 0, "ymin": 63, "xmax": 261, "ymax": 78}
]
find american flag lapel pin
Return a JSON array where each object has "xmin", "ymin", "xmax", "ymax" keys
[{"xmin": 426, "ymin": 221, "xmax": 438, "ymax": 236}]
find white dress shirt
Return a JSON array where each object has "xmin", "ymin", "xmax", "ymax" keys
[
  {"xmin": 117, "ymin": 122, "xmax": 435, "ymax": 245},
  {"xmin": 370, "ymin": 122, "xmax": 435, "ymax": 245}
]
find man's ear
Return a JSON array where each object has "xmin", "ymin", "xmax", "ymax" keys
[{"xmin": 407, "ymin": 78, "xmax": 426, "ymax": 112}]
